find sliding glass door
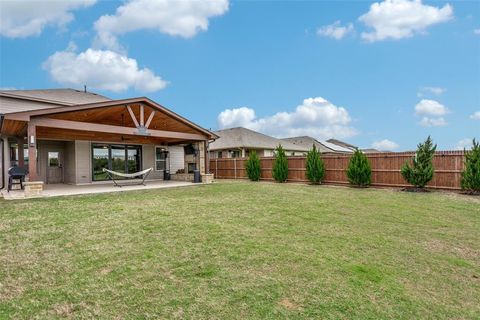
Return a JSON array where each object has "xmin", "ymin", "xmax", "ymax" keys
[{"xmin": 92, "ymin": 144, "xmax": 142, "ymax": 181}]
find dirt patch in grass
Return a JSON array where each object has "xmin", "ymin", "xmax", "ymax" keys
[{"xmin": 279, "ymin": 298, "xmax": 303, "ymax": 311}]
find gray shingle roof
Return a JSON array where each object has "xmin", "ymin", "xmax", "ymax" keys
[
  {"xmin": 281, "ymin": 136, "xmax": 353, "ymax": 153},
  {"xmin": 0, "ymin": 88, "xmax": 111, "ymax": 114},
  {"xmin": 209, "ymin": 127, "xmax": 309, "ymax": 152}
]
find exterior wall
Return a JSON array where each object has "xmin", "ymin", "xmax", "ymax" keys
[
  {"xmin": 143, "ymin": 145, "xmax": 163, "ymax": 180},
  {"xmin": 64, "ymin": 141, "xmax": 76, "ymax": 184},
  {"xmin": 75, "ymin": 140, "xmax": 91, "ymax": 184},
  {"xmin": 169, "ymin": 146, "xmax": 184, "ymax": 173},
  {"xmin": 263, "ymin": 149, "xmax": 274, "ymax": 157}
]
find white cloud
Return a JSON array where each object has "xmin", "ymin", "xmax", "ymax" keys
[
  {"xmin": 372, "ymin": 139, "xmax": 399, "ymax": 151},
  {"xmin": 417, "ymin": 86, "xmax": 446, "ymax": 97},
  {"xmin": 43, "ymin": 45, "xmax": 167, "ymax": 92},
  {"xmin": 470, "ymin": 111, "xmax": 480, "ymax": 120},
  {"xmin": 317, "ymin": 21, "xmax": 354, "ymax": 40},
  {"xmin": 94, "ymin": 0, "xmax": 229, "ymax": 50},
  {"xmin": 419, "ymin": 117, "xmax": 447, "ymax": 127},
  {"xmin": 455, "ymin": 138, "xmax": 473, "ymax": 150},
  {"xmin": 415, "ymin": 99, "xmax": 449, "ymax": 116},
  {"xmin": 474, "ymin": 29, "xmax": 480, "ymax": 35},
  {"xmin": 0, "ymin": 0, "xmax": 96, "ymax": 38},
  {"xmin": 217, "ymin": 97, "xmax": 358, "ymax": 140},
  {"xmin": 359, "ymin": 0, "xmax": 453, "ymax": 42}
]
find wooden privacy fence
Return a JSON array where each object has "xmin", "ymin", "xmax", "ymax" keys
[{"xmin": 210, "ymin": 151, "xmax": 466, "ymax": 190}]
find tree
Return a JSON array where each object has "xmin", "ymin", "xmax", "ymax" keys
[
  {"xmin": 272, "ymin": 144, "xmax": 288, "ymax": 182},
  {"xmin": 245, "ymin": 150, "xmax": 261, "ymax": 181},
  {"xmin": 346, "ymin": 149, "xmax": 372, "ymax": 187},
  {"xmin": 401, "ymin": 136, "xmax": 437, "ymax": 189},
  {"xmin": 461, "ymin": 138, "xmax": 480, "ymax": 194},
  {"xmin": 305, "ymin": 144, "xmax": 325, "ymax": 184}
]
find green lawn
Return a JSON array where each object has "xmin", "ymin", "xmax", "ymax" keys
[{"xmin": 1, "ymin": 182, "xmax": 479, "ymax": 319}]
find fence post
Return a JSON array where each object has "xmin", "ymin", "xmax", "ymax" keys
[
  {"xmin": 234, "ymin": 158, "xmax": 237, "ymax": 179},
  {"xmin": 215, "ymin": 158, "xmax": 218, "ymax": 178}
]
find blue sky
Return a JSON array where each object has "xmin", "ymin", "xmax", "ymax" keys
[{"xmin": 0, "ymin": 0, "xmax": 479, "ymax": 151}]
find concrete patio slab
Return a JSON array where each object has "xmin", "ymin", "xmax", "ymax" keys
[{"xmin": 1, "ymin": 180, "xmax": 200, "ymax": 200}]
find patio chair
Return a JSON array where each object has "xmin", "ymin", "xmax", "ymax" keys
[{"xmin": 102, "ymin": 168, "xmax": 153, "ymax": 187}]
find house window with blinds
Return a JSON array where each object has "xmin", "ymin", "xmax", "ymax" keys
[{"xmin": 155, "ymin": 147, "xmax": 167, "ymax": 171}]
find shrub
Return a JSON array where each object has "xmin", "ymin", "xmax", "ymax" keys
[
  {"xmin": 401, "ymin": 136, "xmax": 436, "ymax": 189},
  {"xmin": 305, "ymin": 144, "xmax": 325, "ymax": 184},
  {"xmin": 346, "ymin": 149, "xmax": 371, "ymax": 187},
  {"xmin": 245, "ymin": 150, "xmax": 261, "ymax": 181},
  {"xmin": 272, "ymin": 144, "xmax": 288, "ymax": 182},
  {"xmin": 461, "ymin": 138, "xmax": 480, "ymax": 194}
]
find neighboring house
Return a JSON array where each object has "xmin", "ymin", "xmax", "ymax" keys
[
  {"xmin": 0, "ymin": 88, "xmax": 217, "ymax": 189},
  {"xmin": 209, "ymin": 127, "xmax": 309, "ymax": 158},
  {"xmin": 281, "ymin": 136, "xmax": 353, "ymax": 153}
]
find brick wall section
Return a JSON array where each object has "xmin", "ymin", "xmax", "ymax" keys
[{"xmin": 210, "ymin": 151, "xmax": 465, "ymax": 190}]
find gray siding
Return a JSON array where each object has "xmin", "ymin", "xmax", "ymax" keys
[
  {"xmin": 143, "ymin": 145, "xmax": 163, "ymax": 180},
  {"xmin": 169, "ymin": 146, "xmax": 184, "ymax": 173},
  {"xmin": 75, "ymin": 141, "xmax": 91, "ymax": 184}
]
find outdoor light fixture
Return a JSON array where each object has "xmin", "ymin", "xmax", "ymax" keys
[{"xmin": 29, "ymin": 135, "xmax": 35, "ymax": 146}]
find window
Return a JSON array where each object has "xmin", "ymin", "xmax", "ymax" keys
[
  {"xmin": 231, "ymin": 150, "xmax": 241, "ymax": 158},
  {"xmin": 155, "ymin": 147, "xmax": 167, "ymax": 171},
  {"xmin": 217, "ymin": 151, "xmax": 223, "ymax": 159},
  {"xmin": 48, "ymin": 152, "xmax": 60, "ymax": 167},
  {"xmin": 92, "ymin": 144, "xmax": 142, "ymax": 181},
  {"xmin": 9, "ymin": 143, "xmax": 29, "ymax": 167}
]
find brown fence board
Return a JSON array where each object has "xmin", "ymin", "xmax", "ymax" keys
[{"xmin": 210, "ymin": 151, "xmax": 465, "ymax": 190}]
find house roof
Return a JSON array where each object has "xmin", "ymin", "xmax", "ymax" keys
[
  {"xmin": 209, "ymin": 127, "xmax": 308, "ymax": 152},
  {"xmin": 281, "ymin": 136, "xmax": 353, "ymax": 153},
  {"xmin": 0, "ymin": 89, "xmax": 217, "ymax": 140},
  {"xmin": 326, "ymin": 138, "xmax": 357, "ymax": 150},
  {"xmin": 0, "ymin": 88, "xmax": 111, "ymax": 114}
]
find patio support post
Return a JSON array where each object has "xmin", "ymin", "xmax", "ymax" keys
[
  {"xmin": 17, "ymin": 136, "xmax": 24, "ymax": 168},
  {"xmin": 27, "ymin": 122, "xmax": 38, "ymax": 181},
  {"xmin": 204, "ymin": 140, "xmax": 209, "ymax": 174}
]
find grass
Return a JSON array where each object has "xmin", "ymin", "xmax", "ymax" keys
[{"xmin": 0, "ymin": 181, "xmax": 479, "ymax": 319}]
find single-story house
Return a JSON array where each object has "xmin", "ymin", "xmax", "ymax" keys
[
  {"xmin": 0, "ymin": 89, "xmax": 217, "ymax": 191},
  {"xmin": 281, "ymin": 136, "xmax": 354, "ymax": 153},
  {"xmin": 209, "ymin": 127, "xmax": 309, "ymax": 158}
]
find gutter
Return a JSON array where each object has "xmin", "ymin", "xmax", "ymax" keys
[{"xmin": 0, "ymin": 113, "xmax": 4, "ymax": 190}]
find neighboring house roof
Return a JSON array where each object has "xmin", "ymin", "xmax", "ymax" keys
[
  {"xmin": 326, "ymin": 138, "xmax": 357, "ymax": 150},
  {"xmin": 362, "ymin": 148, "xmax": 383, "ymax": 153},
  {"xmin": 326, "ymin": 138, "xmax": 385, "ymax": 153},
  {"xmin": 209, "ymin": 127, "xmax": 308, "ymax": 152},
  {"xmin": 0, "ymin": 88, "xmax": 111, "ymax": 114},
  {"xmin": 282, "ymin": 136, "xmax": 353, "ymax": 153}
]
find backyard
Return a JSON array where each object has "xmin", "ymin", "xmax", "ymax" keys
[{"xmin": 0, "ymin": 181, "xmax": 479, "ymax": 319}]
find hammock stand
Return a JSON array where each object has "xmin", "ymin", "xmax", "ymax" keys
[{"xmin": 102, "ymin": 168, "xmax": 153, "ymax": 187}]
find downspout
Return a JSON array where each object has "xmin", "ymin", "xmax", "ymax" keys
[{"xmin": 0, "ymin": 114, "xmax": 5, "ymax": 190}]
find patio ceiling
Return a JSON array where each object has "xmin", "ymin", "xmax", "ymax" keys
[{"xmin": 1, "ymin": 97, "xmax": 217, "ymax": 144}]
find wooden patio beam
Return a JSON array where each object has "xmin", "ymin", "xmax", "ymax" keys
[
  {"xmin": 30, "ymin": 118, "xmax": 207, "ymax": 141},
  {"xmin": 126, "ymin": 105, "xmax": 140, "ymax": 128}
]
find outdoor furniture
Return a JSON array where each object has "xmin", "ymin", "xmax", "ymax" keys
[
  {"xmin": 8, "ymin": 167, "xmax": 28, "ymax": 192},
  {"xmin": 102, "ymin": 168, "xmax": 153, "ymax": 187}
]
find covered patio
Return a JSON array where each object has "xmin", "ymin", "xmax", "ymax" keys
[
  {"xmin": 1, "ymin": 90, "xmax": 217, "ymax": 196},
  {"xmin": 1, "ymin": 179, "xmax": 199, "ymax": 200}
]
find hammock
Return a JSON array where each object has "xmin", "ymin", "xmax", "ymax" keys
[{"xmin": 102, "ymin": 167, "xmax": 153, "ymax": 187}]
